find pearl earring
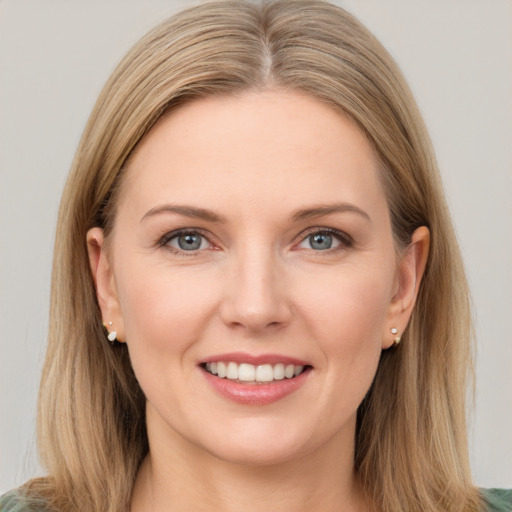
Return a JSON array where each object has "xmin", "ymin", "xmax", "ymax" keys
[
  {"xmin": 105, "ymin": 321, "xmax": 117, "ymax": 342},
  {"xmin": 391, "ymin": 327, "xmax": 401, "ymax": 345}
]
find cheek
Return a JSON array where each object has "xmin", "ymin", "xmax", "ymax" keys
[
  {"xmin": 113, "ymin": 261, "xmax": 226, "ymax": 419},
  {"xmin": 297, "ymin": 264, "xmax": 393, "ymax": 349},
  {"xmin": 262, "ymin": 263, "xmax": 394, "ymax": 444},
  {"xmin": 114, "ymin": 262, "xmax": 220, "ymax": 366},
  {"xmin": 293, "ymin": 262, "xmax": 393, "ymax": 404}
]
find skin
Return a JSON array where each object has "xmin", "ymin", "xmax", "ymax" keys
[{"xmin": 87, "ymin": 90, "xmax": 429, "ymax": 512}]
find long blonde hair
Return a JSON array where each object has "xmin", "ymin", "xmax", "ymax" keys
[{"xmin": 24, "ymin": 1, "xmax": 480, "ymax": 511}]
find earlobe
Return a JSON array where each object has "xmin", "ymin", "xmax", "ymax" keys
[
  {"xmin": 86, "ymin": 228, "xmax": 126, "ymax": 342},
  {"xmin": 383, "ymin": 226, "xmax": 430, "ymax": 349}
]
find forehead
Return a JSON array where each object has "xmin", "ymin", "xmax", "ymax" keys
[{"xmin": 119, "ymin": 90, "xmax": 386, "ymax": 219}]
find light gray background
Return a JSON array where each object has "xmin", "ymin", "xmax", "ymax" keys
[{"xmin": 1, "ymin": 0, "xmax": 511, "ymax": 493}]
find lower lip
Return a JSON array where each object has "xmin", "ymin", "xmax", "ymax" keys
[{"xmin": 201, "ymin": 367, "xmax": 311, "ymax": 405}]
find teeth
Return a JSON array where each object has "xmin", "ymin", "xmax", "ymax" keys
[
  {"xmin": 205, "ymin": 361, "xmax": 306, "ymax": 382},
  {"xmin": 238, "ymin": 363, "xmax": 256, "ymax": 381},
  {"xmin": 217, "ymin": 361, "xmax": 227, "ymax": 378},
  {"xmin": 256, "ymin": 364, "xmax": 274, "ymax": 382},
  {"xmin": 294, "ymin": 365, "xmax": 304, "ymax": 376},
  {"xmin": 226, "ymin": 362, "xmax": 238, "ymax": 380},
  {"xmin": 273, "ymin": 363, "xmax": 285, "ymax": 380}
]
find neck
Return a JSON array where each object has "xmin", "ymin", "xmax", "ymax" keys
[{"xmin": 131, "ymin": 414, "xmax": 369, "ymax": 512}]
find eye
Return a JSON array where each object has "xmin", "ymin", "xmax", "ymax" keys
[
  {"xmin": 302, "ymin": 232, "xmax": 339, "ymax": 251},
  {"xmin": 160, "ymin": 230, "xmax": 213, "ymax": 253},
  {"xmin": 296, "ymin": 228, "xmax": 351, "ymax": 252}
]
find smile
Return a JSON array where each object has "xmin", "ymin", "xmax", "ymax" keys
[
  {"xmin": 200, "ymin": 354, "xmax": 312, "ymax": 405},
  {"xmin": 203, "ymin": 361, "xmax": 306, "ymax": 383}
]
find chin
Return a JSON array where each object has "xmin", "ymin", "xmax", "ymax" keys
[
  {"xmin": 194, "ymin": 419, "xmax": 322, "ymax": 467},
  {"xmin": 206, "ymin": 440, "xmax": 305, "ymax": 467}
]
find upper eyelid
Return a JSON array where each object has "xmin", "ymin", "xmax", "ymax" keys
[
  {"xmin": 159, "ymin": 228, "xmax": 215, "ymax": 246},
  {"xmin": 296, "ymin": 226, "xmax": 353, "ymax": 244},
  {"xmin": 157, "ymin": 226, "xmax": 353, "ymax": 250}
]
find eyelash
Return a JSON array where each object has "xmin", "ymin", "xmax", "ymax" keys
[
  {"xmin": 299, "ymin": 227, "xmax": 354, "ymax": 252},
  {"xmin": 158, "ymin": 228, "xmax": 215, "ymax": 256},
  {"xmin": 157, "ymin": 227, "xmax": 353, "ymax": 256}
]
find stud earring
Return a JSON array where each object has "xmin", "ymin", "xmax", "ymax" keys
[
  {"xmin": 391, "ymin": 327, "xmax": 401, "ymax": 345},
  {"xmin": 104, "ymin": 321, "xmax": 117, "ymax": 342}
]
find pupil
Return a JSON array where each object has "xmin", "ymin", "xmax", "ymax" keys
[
  {"xmin": 310, "ymin": 233, "xmax": 332, "ymax": 250},
  {"xmin": 178, "ymin": 234, "xmax": 201, "ymax": 250}
]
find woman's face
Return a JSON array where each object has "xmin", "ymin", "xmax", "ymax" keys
[{"xmin": 89, "ymin": 90, "xmax": 426, "ymax": 466}]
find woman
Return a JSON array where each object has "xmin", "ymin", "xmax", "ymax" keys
[{"xmin": 1, "ymin": 1, "xmax": 510, "ymax": 511}]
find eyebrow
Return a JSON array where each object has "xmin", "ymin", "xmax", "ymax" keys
[
  {"xmin": 141, "ymin": 202, "xmax": 370, "ymax": 224},
  {"xmin": 290, "ymin": 203, "xmax": 371, "ymax": 223},
  {"xmin": 141, "ymin": 204, "xmax": 227, "ymax": 223}
]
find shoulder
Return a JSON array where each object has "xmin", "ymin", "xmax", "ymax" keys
[
  {"xmin": 481, "ymin": 489, "xmax": 512, "ymax": 512},
  {"xmin": 0, "ymin": 491, "xmax": 44, "ymax": 512}
]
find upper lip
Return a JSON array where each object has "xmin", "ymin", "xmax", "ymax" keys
[{"xmin": 200, "ymin": 352, "xmax": 310, "ymax": 367}]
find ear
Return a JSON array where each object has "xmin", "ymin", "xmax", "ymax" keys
[
  {"xmin": 86, "ymin": 227, "xmax": 126, "ymax": 342},
  {"xmin": 382, "ymin": 226, "xmax": 430, "ymax": 349}
]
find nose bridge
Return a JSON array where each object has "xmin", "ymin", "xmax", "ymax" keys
[{"xmin": 221, "ymin": 238, "xmax": 290, "ymax": 332}]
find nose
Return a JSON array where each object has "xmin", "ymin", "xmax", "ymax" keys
[{"xmin": 220, "ymin": 245, "xmax": 292, "ymax": 334}]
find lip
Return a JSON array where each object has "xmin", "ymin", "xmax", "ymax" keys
[
  {"xmin": 199, "ymin": 352, "xmax": 312, "ymax": 406},
  {"xmin": 200, "ymin": 352, "xmax": 309, "ymax": 366}
]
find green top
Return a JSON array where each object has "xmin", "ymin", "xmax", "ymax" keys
[
  {"xmin": 1, "ymin": 487, "xmax": 511, "ymax": 511},
  {"xmin": 0, "ymin": 492, "xmax": 31, "ymax": 512},
  {"xmin": 482, "ymin": 489, "xmax": 512, "ymax": 511}
]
